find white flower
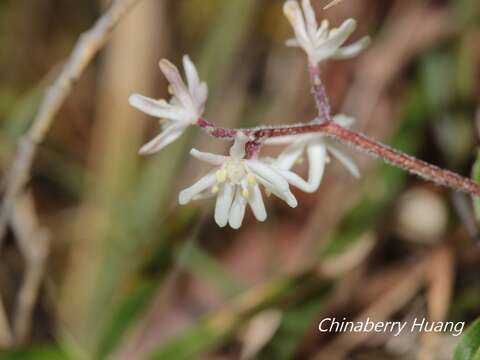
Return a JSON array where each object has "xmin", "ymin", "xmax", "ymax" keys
[
  {"xmin": 283, "ymin": 0, "xmax": 370, "ymax": 64},
  {"xmin": 179, "ymin": 134, "xmax": 311, "ymax": 229},
  {"xmin": 129, "ymin": 55, "xmax": 208, "ymax": 155},
  {"xmin": 267, "ymin": 115, "xmax": 360, "ymax": 192}
]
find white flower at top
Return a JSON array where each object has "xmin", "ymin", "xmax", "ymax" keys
[
  {"xmin": 179, "ymin": 134, "xmax": 314, "ymax": 229},
  {"xmin": 129, "ymin": 55, "xmax": 208, "ymax": 155},
  {"xmin": 266, "ymin": 115, "xmax": 360, "ymax": 193},
  {"xmin": 283, "ymin": 0, "xmax": 370, "ymax": 64}
]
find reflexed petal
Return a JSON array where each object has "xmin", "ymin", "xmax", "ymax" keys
[
  {"xmin": 159, "ymin": 59, "xmax": 194, "ymax": 111},
  {"xmin": 301, "ymin": 0, "xmax": 318, "ymax": 38},
  {"xmin": 276, "ymin": 168, "xmax": 316, "ymax": 193},
  {"xmin": 246, "ymin": 160, "xmax": 289, "ymax": 192},
  {"xmin": 307, "ymin": 143, "xmax": 327, "ymax": 191},
  {"xmin": 248, "ymin": 184, "xmax": 267, "ymax": 222},
  {"xmin": 215, "ymin": 183, "xmax": 235, "ymax": 227},
  {"xmin": 333, "ymin": 36, "xmax": 371, "ymax": 59},
  {"xmin": 275, "ymin": 143, "xmax": 305, "ymax": 170},
  {"xmin": 256, "ymin": 177, "xmax": 298, "ymax": 208},
  {"xmin": 179, "ymin": 172, "xmax": 216, "ymax": 205},
  {"xmin": 139, "ymin": 123, "xmax": 186, "ymax": 155},
  {"xmin": 190, "ymin": 149, "xmax": 227, "ymax": 165},
  {"xmin": 129, "ymin": 94, "xmax": 186, "ymax": 121},
  {"xmin": 229, "ymin": 190, "xmax": 247, "ymax": 229},
  {"xmin": 327, "ymin": 144, "xmax": 360, "ymax": 178},
  {"xmin": 314, "ymin": 18, "xmax": 356, "ymax": 62},
  {"xmin": 283, "ymin": 1, "xmax": 311, "ymax": 50}
]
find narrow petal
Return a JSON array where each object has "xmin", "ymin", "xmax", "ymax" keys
[
  {"xmin": 283, "ymin": 1, "xmax": 311, "ymax": 50},
  {"xmin": 301, "ymin": 0, "xmax": 318, "ymax": 38},
  {"xmin": 139, "ymin": 123, "xmax": 186, "ymax": 155},
  {"xmin": 285, "ymin": 38, "xmax": 300, "ymax": 47},
  {"xmin": 246, "ymin": 160, "xmax": 289, "ymax": 192},
  {"xmin": 190, "ymin": 149, "xmax": 227, "ymax": 165},
  {"xmin": 333, "ymin": 36, "xmax": 371, "ymax": 59},
  {"xmin": 307, "ymin": 143, "xmax": 327, "ymax": 191},
  {"xmin": 182, "ymin": 55, "xmax": 200, "ymax": 95},
  {"xmin": 229, "ymin": 190, "xmax": 247, "ymax": 229},
  {"xmin": 159, "ymin": 59, "xmax": 194, "ymax": 111},
  {"xmin": 327, "ymin": 144, "xmax": 360, "ymax": 178},
  {"xmin": 248, "ymin": 184, "xmax": 267, "ymax": 222},
  {"xmin": 276, "ymin": 168, "xmax": 316, "ymax": 193},
  {"xmin": 275, "ymin": 144, "xmax": 305, "ymax": 170},
  {"xmin": 314, "ymin": 18, "xmax": 356, "ymax": 62},
  {"xmin": 215, "ymin": 183, "xmax": 235, "ymax": 227},
  {"xmin": 129, "ymin": 94, "xmax": 187, "ymax": 121},
  {"xmin": 178, "ymin": 172, "xmax": 216, "ymax": 205},
  {"xmin": 256, "ymin": 178, "xmax": 298, "ymax": 208}
]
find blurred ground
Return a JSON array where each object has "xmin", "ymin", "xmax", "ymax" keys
[{"xmin": 0, "ymin": 0, "xmax": 479, "ymax": 359}]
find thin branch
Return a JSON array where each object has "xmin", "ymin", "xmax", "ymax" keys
[
  {"xmin": 0, "ymin": 0, "xmax": 143, "ymax": 241},
  {"xmin": 11, "ymin": 192, "xmax": 49, "ymax": 344}
]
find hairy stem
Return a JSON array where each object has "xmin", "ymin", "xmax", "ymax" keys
[{"xmin": 323, "ymin": 122, "xmax": 480, "ymax": 196}]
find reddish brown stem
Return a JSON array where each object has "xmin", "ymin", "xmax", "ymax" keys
[{"xmin": 323, "ymin": 122, "xmax": 480, "ymax": 196}]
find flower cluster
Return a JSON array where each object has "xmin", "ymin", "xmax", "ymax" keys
[
  {"xmin": 129, "ymin": 55, "xmax": 208, "ymax": 154},
  {"xmin": 129, "ymin": 0, "xmax": 369, "ymax": 229}
]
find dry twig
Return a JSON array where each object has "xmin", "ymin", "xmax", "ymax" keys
[{"xmin": 0, "ymin": 0, "xmax": 143, "ymax": 242}]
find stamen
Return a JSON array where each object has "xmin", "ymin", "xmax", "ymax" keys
[
  {"xmin": 211, "ymin": 185, "xmax": 219, "ymax": 194},
  {"xmin": 296, "ymin": 157, "xmax": 305, "ymax": 165},
  {"xmin": 247, "ymin": 173, "xmax": 256, "ymax": 185},
  {"xmin": 168, "ymin": 85, "xmax": 175, "ymax": 95},
  {"xmin": 242, "ymin": 188, "xmax": 250, "ymax": 198}
]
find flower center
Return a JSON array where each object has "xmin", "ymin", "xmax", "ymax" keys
[{"xmin": 226, "ymin": 160, "xmax": 246, "ymax": 184}]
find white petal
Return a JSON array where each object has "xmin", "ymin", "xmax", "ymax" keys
[
  {"xmin": 246, "ymin": 160, "xmax": 289, "ymax": 192},
  {"xmin": 139, "ymin": 123, "xmax": 186, "ymax": 155},
  {"xmin": 301, "ymin": 0, "xmax": 318, "ymax": 39},
  {"xmin": 179, "ymin": 172, "xmax": 216, "ymax": 205},
  {"xmin": 307, "ymin": 143, "xmax": 327, "ymax": 191},
  {"xmin": 248, "ymin": 184, "xmax": 267, "ymax": 222},
  {"xmin": 129, "ymin": 94, "xmax": 187, "ymax": 121},
  {"xmin": 215, "ymin": 183, "xmax": 235, "ymax": 227},
  {"xmin": 275, "ymin": 144, "xmax": 305, "ymax": 170},
  {"xmin": 327, "ymin": 144, "xmax": 360, "ymax": 178},
  {"xmin": 256, "ymin": 177, "xmax": 298, "ymax": 208},
  {"xmin": 229, "ymin": 190, "xmax": 247, "ymax": 229},
  {"xmin": 183, "ymin": 55, "xmax": 200, "ymax": 95},
  {"xmin": 159, "ymin": 59, "xmax": 194, "ymax": 111},
  {"xmin": 283, "ymin": 1, "xmax": 311, "ymax": 50},
  {"xmin": 333, "ymin": 36, "xmax": 371, "ymax": 59},
  {"xmin": 285, "ymin": 38, "xmax": 300, "ymax": 47},
  {"xmin": 314, "ymin": 18, "xmax": 356, "ymax": 62},
  {"xmin": 190, "ymin": 149, "xmax": 227, "ymax": 165},
  {"xmin": 276, "ymin": 168, "xmax": 316, "ymax": 193},
  {"xmin": 195, "ymin": 83, "xmax": 208, "ymax": 111}
]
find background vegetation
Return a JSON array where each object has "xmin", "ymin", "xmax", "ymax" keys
[{"xmin": 0, "ymin": 0, "xmax": 479, "ymax": 358}]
